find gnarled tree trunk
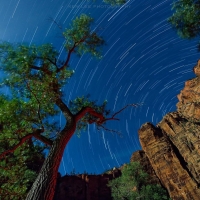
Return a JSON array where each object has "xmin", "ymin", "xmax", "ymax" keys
[{"xmin": 25, "ymin": 120, "xmax": 76, "ymax": 200}]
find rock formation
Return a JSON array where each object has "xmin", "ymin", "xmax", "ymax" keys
[
  {"xmin": 53, "ymin": 170, "xmax": 121, "ymax": 200},
  {"xmin": 54, "ymin": 150, "xmax": 165, "ymax": 200},
  {"xmin": 130, "ymin": 150, "xmax": 161, "ymax": 185},
  {"xmin": 139, "ymin": 60, "xmax": 200, "ymax": 199}
]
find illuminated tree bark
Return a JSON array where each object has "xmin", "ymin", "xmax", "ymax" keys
[{"xmin": 25, "ymin": 103, "xmax": 106, "ymax": 200}]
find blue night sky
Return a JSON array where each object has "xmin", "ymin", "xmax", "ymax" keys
[{"xmin": 0, "ymin": 0, "xmax": 199, "ymax": 176}]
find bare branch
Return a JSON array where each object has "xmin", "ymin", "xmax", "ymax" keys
[
  {"xmin": 56, "ymin": 43, "xmax": 76, "ymax": 73},
  {"xmin": 75, "ymin": 103, "xmax": 141, "ymax": 134},
  {"xmin": 47, "ymin": 17, "xmax": 63, "ymax": 31},
  {"xmin": 109, "ymin": 103, "xmax": 141, "ymax": 121},
  {"xmin": 98, "ymin": 124, "xmax": 121, "ymax": 135}
]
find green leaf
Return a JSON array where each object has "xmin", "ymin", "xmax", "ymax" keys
[{"xmin": 108, "ymin": 162, "xmax": 170, "ymax": 200}]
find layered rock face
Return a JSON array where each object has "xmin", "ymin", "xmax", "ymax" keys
[
  {"xmin": 139, "ymin": 60, "xmax": 200, "ymax": 199},
  {"xmin": 130, "ymin": 150, "xmax": 161, "ymax": 185}
]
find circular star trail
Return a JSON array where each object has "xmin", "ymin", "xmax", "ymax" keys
[{"xmin": 0, "ymin": 0, "xmax": 199, "ymax": 175}]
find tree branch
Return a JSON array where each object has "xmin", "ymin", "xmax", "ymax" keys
[
  {"xmin": 0, "ymin": 129, "xmax": 52, "ymax": 160},
  {"xmin": 98, "ymin": 124, "xmax": 121, "ymax": 135},
  {"xmin": 48, "ymin": 17, "xmax": 63, "ymax": 31},
  {"xmin": 56, "ymin": 98, "xmax": 74, "ymax": 121},
  {"xmin": 46, "ymin": 57, "xmax": 58, "ymax": 67},
  {"xmin": 33, "ymin": 131, "xmax": 53, "ymax": 146},
  {"xmin": 101, "ymin": 103, "xmax": 141, "ymax": 123},
  {"xmin": 24, "ymin": 79, "xmax": 43, "ymax": 127},
  {"xmin": 31, "ymin": 65, "xmax": 41, "ymax": 71},
  {"xmin": 56, "ymin": 43, "xmax": 76, "ymax": 73},
  {"xmin": 75, "ymin": 104, "xmax": 140, "ymax": 125},
  {"xmin": 30, "ymin": 56, "xmax": 58, "ymax": 73},
  {"xmin": 75, "ymin": 103, "xmax": 141, "ymax": 134},
  {"xmin": 30, "ymin": 65, "xmax": 52, "ymax": 75},
  {"xmin": 57, "ymin": 35, "xmax": 88, "ymax": 73},
  {"xmin": 75, "ymin": 106, "xmax": 105, "ymax": 123}
]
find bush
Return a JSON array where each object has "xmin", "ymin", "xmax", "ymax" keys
[{"xmin": 107, "ymin": 162, "xmax": 170, "ymax": 200}]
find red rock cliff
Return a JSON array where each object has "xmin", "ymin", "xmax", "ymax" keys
[
  {"xmin": 139, "ymin": 60, "xmax": 200, "ymax": 200},
  {"xmin": 53, "ymin": 170, "xmax": 121, "ymax": 200},
  {"xmin": 53, "ymin": 151, "xmax": 161, "ymax": 200}
]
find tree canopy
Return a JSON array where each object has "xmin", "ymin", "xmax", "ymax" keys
[
  {"xmin": 103, "ymin": 0, "xmax": 126, "ymax": 5},
  {"xmin": 0, "ymin": 14, "xmax": 137, "ymax": 200},
  {"xmin": 0, "ymin": 136, "xmax": 45, "ymax": 200},
  {"xmin": 168, "ymin": 0, "xmax": 200, "ymax": 48},
  {"xmin": 108, "ymin": 162, "xmax": 170, "ymax": 200}
]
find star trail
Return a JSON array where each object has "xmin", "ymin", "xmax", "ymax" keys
[{"xmin": 0, "ymin": 0, "xmax": 199, "ymax": 175}]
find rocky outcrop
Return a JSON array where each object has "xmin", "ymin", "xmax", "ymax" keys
[
  {"xmin": 130, "ymin": 150, "xmax": 161, "ymax": 185},
  {"xmin": 138, "ymin": 60, "xmax": 200, "ymax": 199},
  {"xmin": 53, "ymin": 170, "xmax": 121, "ymax": 200},
  {"xmin": 54, "ymin": 150, "xmax": 163, "ymax": 200},
  {"xmin": 177, "ymin": 63, "xmax": 200, "ymax": 122}
]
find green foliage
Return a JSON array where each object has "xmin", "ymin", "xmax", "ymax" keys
[
  {"xmin": 103, "ymin": 0, "xmax": 126, "ymax": 5},
  {"xmin": 0, "ymin": 42, "xmax": 63, "ymax": 197},
  {"xmin": 84, "ymin": 0, "xmax": 126, "ymax": 5},
  {"xmin": 0, "ymin": 14, "xmax": 106, "ymax": 198},
  {"xmin": 108, "ymin": 162, "xmax": 170, "ymax": 200},
  {"xmin": 0, "ymin": 95, "xmax": 46, "ymax": 200},
  {"xmin": 69, "ymin": 95, "xmax": 110, "ymax": 136},
  {"xmin": 63, "ymin": 14, "xmax": 104, "ymax": 58},
  {"xmin": 168, "ymin": 0, "xmax": 200, "ymax": 47},
  {"xmin": 0, "ymin": 140, "xmax": 45, "ymax": 199},
  {"xmin": 139, "ymin": 184, "xmax": 171, "ymax": 200},
  {"xmin": 0, "ymin": 42, "xmax": 73, "ymax": 101}
]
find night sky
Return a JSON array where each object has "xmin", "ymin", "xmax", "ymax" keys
[{"xmin": 0, "ymin": 0, "xmax": 199, "ymax": 176}]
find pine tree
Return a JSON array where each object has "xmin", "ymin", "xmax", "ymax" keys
[{"xmin": 168, "ymin": 0, "xmax": 200, "ymax": 49}]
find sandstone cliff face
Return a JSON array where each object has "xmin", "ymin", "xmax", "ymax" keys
[
  {"xmin": 130, "ymin": 150, "xmax": 161, "ymax": 185},
  {"xmin": 139, "ymin": 60, "xmax": 200, "ymax": 200}
]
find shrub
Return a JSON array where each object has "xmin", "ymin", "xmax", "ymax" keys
[{"xmin": 107, "ymin": 162, "xmax": 170, "ymax": 200}]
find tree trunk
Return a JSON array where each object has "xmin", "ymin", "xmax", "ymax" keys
[{"xmin": 25, "ymin": 121, "xmax": 76, "ymax": 200}]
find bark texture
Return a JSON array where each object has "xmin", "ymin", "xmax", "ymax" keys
[{"xmin": 26, "ymin": 122, "xmax": 76, "ymax": 200}]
